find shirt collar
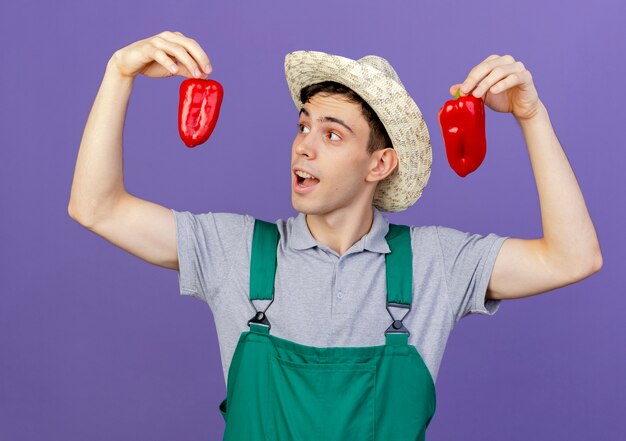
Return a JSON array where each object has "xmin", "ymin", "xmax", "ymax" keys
[{"xmin": 289, "ymin": 207, "xmax": 391, "ymax": 254}]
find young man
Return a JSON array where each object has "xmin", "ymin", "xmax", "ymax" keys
[{"xmin": 69, "ymin": 31, "xmax": 602, "ymax": 438}]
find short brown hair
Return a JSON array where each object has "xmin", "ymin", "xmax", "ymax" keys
[{"xmin": 299, "ymin": 81, "xmax": 393, "ymax": 155}]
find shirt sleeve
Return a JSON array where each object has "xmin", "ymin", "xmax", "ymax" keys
[
  {"xmin": 436, "ymin": 225, "xmax": 509, "ymax": 324},
  {"xmin": 170, "ymin": 209, "xmax": 255, "ymax": 305}
]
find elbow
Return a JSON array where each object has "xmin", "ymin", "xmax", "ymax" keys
[
  {"xmin": 560, "ymin": 250, "xmax": 603, "ymax": 284},
  {"xmin": 67, "ymin": 202, "xmax": 95, "ymax": 228},
  {"xmin": 68, "ymin": 202, "xmax": 78, "ymax": 220},
  {"xmin": 591, "ymin": 251, "xmax": 603, "ymax": 274},
  {"xmin": 574, "ymin": 251, "xmax": 603, "ymax": 281},
  {"xmin": 589, "ymin": 240, "xmax": 603, "ymax": 274},
  {"xmin": 68, "ymin": 202, "xmax": 84, "ymax": 223}
]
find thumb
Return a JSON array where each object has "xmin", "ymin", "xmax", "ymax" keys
[{"xmin": 449, "ymin": 84, "xmax": 463, "ymax": 97}]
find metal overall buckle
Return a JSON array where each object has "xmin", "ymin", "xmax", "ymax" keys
[
  {"xmin": 384, "ymin": 301, "xmax": 411, "ymax": 336},
  {"xmin": 247, "ymin": 296, "xmax": 274, "ymax": 329}
]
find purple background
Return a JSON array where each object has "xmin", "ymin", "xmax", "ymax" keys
[{"xmin": 1, "ymin": 0, "xmax": 623, "ymax": 439}]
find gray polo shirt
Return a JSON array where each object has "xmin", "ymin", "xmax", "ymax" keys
[{"xmin": 171, "ymin": 207, "xmax": 509, "ymax": 386}]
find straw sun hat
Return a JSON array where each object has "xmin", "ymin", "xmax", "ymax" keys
[{"xmin": 284, "ymin": 50, "xmax": 432, "ymax": 212}]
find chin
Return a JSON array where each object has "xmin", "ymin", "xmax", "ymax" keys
[
  {"xmin": 292, "ymin": 196, "xmax": 325, "ymax": 215},
  {"xmin": 292, "ymin": 199, "xmax": 311, "ymax": 215},
  {"xmin": 291, "ymin": 188, "xmax": 364, "ymax": 216}
]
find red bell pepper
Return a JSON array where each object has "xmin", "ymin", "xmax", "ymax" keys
[
  {"xmin": 438, "ymin": 89, "xmax": 486, "ymax": 177},
  {"xmin": 178, "ymin": 78, "xmax": 224, "ymax": 148}
]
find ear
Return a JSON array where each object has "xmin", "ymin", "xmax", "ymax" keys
[{"xmin": 366, "ymin": 147, "xmax": 398, "ymax": 183}]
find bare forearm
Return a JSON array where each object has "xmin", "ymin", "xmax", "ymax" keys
[
  {"xmin": 68, "ymin": 55, "xmax": 135, "ymax": 223},
  {"xmin": 518, "ymin": 101, "xmax": 602, "ymax": 275}
]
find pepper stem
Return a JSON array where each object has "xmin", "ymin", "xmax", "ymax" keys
[{"xmin": 455, "ymin": 88, "xmax": 462, "ymax": 99}]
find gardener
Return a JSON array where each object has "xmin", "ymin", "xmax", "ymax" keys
[{"xmin": 68, "ymin": 31, "xmax": 602, "ymax": 440}]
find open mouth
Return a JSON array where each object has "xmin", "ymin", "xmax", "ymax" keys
[{"xmin": 294, "ymin": 170, "xmax": 320, "ymax": 190}]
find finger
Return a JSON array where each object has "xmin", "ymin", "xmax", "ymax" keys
[
  {"xmin": 148, "ymin": 47, "xmax": 180, "ymax": 75},
  {"xmin": 449, "ymin": 83, "xmax": 462, "ymax": 96},
  {"xmin": 473, "ymin": 61, "xmax": 526, "ymax": 98},
  {"xmin": 462, "ymin": 55, "xmax": 514, "ymax": 94},
  {"xmin": 157, "ymin": 31, "xmax": 212, "ymax": 75},
  {"xmin": 460, "ymin": 54, "xmax": 516, "ymax": 95},
  {"xmin": 149, "ymin": 36, "xmax": 205, "ymax": 78},
  {"xmin": 484, "ymin": 54, "xmax": 501, "ymax": 62},
  {"xmin": 487, "ymin": 69, "xmax": 530, "ymax": 95}
]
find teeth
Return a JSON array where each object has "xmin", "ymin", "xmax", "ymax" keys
[{"xmin": 295, "ymin": 170, "xmax": 316, "ymax": 179}]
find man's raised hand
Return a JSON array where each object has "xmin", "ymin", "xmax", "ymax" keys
[{"xmin": 109, "ymin": 31, "xmax": 213, "ymax": 80}]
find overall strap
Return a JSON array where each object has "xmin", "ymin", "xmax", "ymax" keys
[
  {"xmin": 247, "ymin": 219, "xmax": 279, "ymax": 332},
  {"xmin": 250, "ymin": 219, "xmax": 279, "ymax": 300},
  {"xmin": 384, "ymin": 224, "xmax": 413, "ymax": 342},
  {"xmin": 385, "ymin": 224, "xmax": 413, "ymax": 306}
]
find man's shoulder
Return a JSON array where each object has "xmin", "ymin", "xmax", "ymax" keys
[
  {"xmin": 171, "ymin": 208, "xmax": 256, "ymax": 224},
  {"xmin": 171, "ymin": 209, "xmax": 300, "ymax": 239},
  {"xmin": 405, "ymin": 224, "xmax": 440, "ymax": 238},
  {"xmin": 170, "ymin": 209, "xmax": 259, "ymax": 242},
  {"xmin": 405, "ymin": 224, "xmax": 441, "ymax": 251}
]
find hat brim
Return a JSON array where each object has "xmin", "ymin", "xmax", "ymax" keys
[{"xmin": 284, "ymin": 50, "xmax": 432, "ymax": 212}]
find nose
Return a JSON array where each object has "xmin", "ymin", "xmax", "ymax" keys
[{"xmin": 294, "ymin": 131, "xmax": 316, "ymax": 158}]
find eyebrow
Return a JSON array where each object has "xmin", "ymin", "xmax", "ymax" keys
[{"xmin": 299, "ymin": 107, "xmax": 355, "ymax": 135}]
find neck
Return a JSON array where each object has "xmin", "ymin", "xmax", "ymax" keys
[{"xmin": 304, "ymin": 205, "xmax": 375, "ymax": 256}]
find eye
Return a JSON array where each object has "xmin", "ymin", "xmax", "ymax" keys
[
  {"xmin": 328, "ymin": 132, "xmax": 341, "ymax": 142},
  {"xmin": 297, "ymin": 123, "xmax": 309, "ymax": 133}
]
